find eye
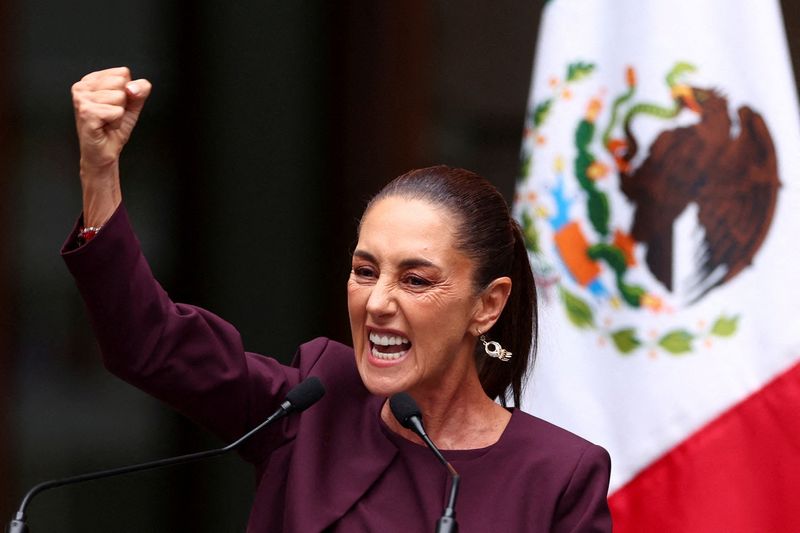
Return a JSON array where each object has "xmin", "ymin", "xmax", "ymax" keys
[
  {"xmin": 352, "ymin": 265, "xmax": 377, "ymax": 279},
  {"xmin": 403, "ymin": 274, "xmax": 431, "ymax": 288}
]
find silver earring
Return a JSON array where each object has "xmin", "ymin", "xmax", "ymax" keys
[{"xmin": 480, "ymin": 335, "xmax": 512, "ymax": 362}]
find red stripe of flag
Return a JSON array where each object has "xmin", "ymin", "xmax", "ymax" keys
[{"xmin": 609, "ymin": 359, "xmax": 800, "ymax": 532}]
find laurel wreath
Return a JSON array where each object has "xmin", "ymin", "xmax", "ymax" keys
[{"xmin": 559, "ymin": 285, "xmax": 739, "ymax": 355}]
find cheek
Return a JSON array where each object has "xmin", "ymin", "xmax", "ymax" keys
[
  {"xmin": 416, "ymin": 289, "xmax": 475, "ymax": 325},
  {"xmin": 347, "ymin": 280, "xmax": 364, "ymax": 303},
  {"xmin": 346, "ymin": 282, "xmax": 369, "ymax": 323}
]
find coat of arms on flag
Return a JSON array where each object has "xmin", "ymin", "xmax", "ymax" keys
[{"xmin": 516, "ymin": 61, "xmax": 780, "ymax": 358}]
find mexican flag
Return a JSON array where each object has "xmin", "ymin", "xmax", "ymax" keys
[{"xmin": 514, "ymin": 1, "xmax": 800, "ymax": 530}]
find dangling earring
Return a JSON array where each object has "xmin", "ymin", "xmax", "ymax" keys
[{"xmin": 480, "ymin": 334, "xmax": 512, "ymax": 362}]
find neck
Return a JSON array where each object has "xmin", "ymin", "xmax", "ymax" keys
[{"xmin": 381, "ymin": 370, "xmax": 511, "ymax": 450}]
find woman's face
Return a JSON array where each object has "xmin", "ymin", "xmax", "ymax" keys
[{"xmin": 347, "ymin": 196, "xmax": 483, "ymax": 398}]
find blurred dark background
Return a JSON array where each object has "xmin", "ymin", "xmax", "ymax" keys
[{"xmin": 1, "ymin": 2, "xmax": 798, "ymax": 531}]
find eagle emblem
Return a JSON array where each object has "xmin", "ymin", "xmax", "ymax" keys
[{"xmin": 516, "ymin": 62, "xmax": 780, "ymax": 356}]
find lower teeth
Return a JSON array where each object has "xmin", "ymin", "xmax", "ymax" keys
[{"xmin": 372, "ymin": 347, "xmax": 407, "ymax": 360}]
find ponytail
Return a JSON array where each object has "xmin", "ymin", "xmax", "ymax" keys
[{"xmin": 477, "ymin": 219, "xmax": 537, "ymax": 407}]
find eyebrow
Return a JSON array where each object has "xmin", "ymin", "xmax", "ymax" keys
[{"xmin": 352, "ymin": 249, "xmax": 438, "ymax": 270}]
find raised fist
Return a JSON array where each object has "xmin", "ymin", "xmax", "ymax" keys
[
  {"xmin": 71, "ymin": 67, "xmax": 152, "ymax": 171},
  {"xmin": 71, "ymin": 67, "xmax": 152, "ymax": 226}
]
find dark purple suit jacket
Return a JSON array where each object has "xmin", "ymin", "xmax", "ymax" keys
[{"xmin": 63, "ymin": 205, "xmax": 612, "ymax": 532}]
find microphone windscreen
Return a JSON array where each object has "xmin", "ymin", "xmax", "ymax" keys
[
  {"xmin": 286, "ymin": 376, "xmax": 326, "ymax": 411},
  {"xmin": 389, "ymin": 392, "xmax": 422, "ymax": 429}
]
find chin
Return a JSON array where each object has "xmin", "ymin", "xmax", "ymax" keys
[{"xmin": 357, "ymin": 366, "xmax": 411, "ymax": 398}]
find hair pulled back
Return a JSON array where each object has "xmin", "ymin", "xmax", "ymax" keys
[{"xmin": 365, "ymin": 165, "xmax": 538, "ymax": 407}]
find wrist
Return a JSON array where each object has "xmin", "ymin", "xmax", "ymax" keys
[
  {"xmin": 79, "ymin": 158, "xmax": 119, "ymax": 184},
  {"xmin": 80, "ymin": 161, "xmax": 121, "ymax": 228}
]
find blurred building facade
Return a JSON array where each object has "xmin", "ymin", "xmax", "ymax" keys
[{"xmin": 2, "ymin": 2, "xmax": 540, "ymax": 531}]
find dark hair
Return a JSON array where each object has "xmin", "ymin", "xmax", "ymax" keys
[{"xmin": 364, "ymin": 165, "xmax": 538, "ymax": 407}]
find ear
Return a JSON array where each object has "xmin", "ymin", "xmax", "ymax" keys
[{"xmin": 470, "ymin": 276, "xmax": 512, "ymax": 335}]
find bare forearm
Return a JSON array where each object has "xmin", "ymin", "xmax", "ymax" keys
[{"xmin": 80, "ymin": 161, "xmax": 121, "ymax": 227}]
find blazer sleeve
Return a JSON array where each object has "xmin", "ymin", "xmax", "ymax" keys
[
  {"xmin": 61, "ymin": 204, "xmax": 301, "ymax": 463},
  {"xmin": 553, "ymin": 443, "xmax": 613, "ymax": 532}
]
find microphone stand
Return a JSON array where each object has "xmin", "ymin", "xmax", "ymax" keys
[
  {"xmin": 7, "ymin": 408, "xmax": 279, "ymax": 533},
  {"xmin": 389, "ymin": 393, "xmax": 460, "ymax": 532},
  {"xmin": 8, "ymin": 377, "xmax": 325, "ymax": 533},
  {"xmin": 437, "ymin": 471, "xmax": 459, "ymax": 532},
  {"xmin": 414, "ymin": 431, "xmax": 459, "ymax": 533}
]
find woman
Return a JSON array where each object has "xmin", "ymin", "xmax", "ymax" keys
[{"xmin": 66, "ymin": 67, "xmax": 612, "ymax": 532}]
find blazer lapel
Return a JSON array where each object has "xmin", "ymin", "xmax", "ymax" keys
[{"xmin": 284, "ymin": 380, "xmax": 397, "ymax": 532}]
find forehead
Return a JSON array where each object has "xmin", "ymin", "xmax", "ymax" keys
[{"xmin": 357, "ymin": 197, "xmax": 460, "ymax": 255}]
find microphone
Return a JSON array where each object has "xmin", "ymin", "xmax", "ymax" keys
[
  {"xmin": 389, "ymin": 393, "xmax": 460, "ymax": 533},
  {"xmin": 7, "ymin": 376, "xmax": 325, "ymax": 533}
]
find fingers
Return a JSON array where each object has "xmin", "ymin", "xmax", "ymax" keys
[
  {"xmin": 72, "ymin": 67, "xmax": 152, "ymax": 168},
  {"xmin": 73, "ymin": 68, "xmax": 150, "ymax": 105},
  {"xmin": 89, "ymin": 89, "xmax": 128, "ymax": 106},
  {"xmin": 72, "ymin": 82, "xmax": 122, "ymax": 132},
  {"xmin": 124, "ymin": 78, "xmax": 152, "ymax": 117},
  {"xmin": 78, "ymin": 103, "xmax": 127, "ymax": 130},
  {"xmin": 80, "ymin": 66, "xmax": 132, "ymax": 86},
  {"xmin": 125, "ymin": 78, "xmax": 151, "ymax": 97},
  {"xmin": 72, "ymin": 72, "xmax": 125, "ymax": 114},
  {"xmin": 72, "ymin": 68, "xmax": 151, "ymax": 125}
]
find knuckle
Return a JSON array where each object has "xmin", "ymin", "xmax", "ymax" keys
[
  {"xmin": 76, "ymin": 106, "xmax": 94, "ymax": 121},
  {"xmin": 71, "ymin": 81, "xmax": 87, "ymax": 98}
]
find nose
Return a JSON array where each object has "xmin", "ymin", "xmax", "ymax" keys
[{"xmin": 365, "ymin": 277, "xmax": 397, "ymax": 318}]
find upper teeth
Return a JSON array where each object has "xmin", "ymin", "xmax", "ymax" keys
[{"xmin": 369, "ymin": 332, "xmax": 410, "ymax": 346}]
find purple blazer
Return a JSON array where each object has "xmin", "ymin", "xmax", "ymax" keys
[{"xmin": 63, "ymin": 205, "xmax": 612, "ymax": 532}]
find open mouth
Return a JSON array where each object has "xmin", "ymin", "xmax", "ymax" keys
[{"xmin": 369, "ymin": 332, "xmax": 411, "ymax": 361}]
